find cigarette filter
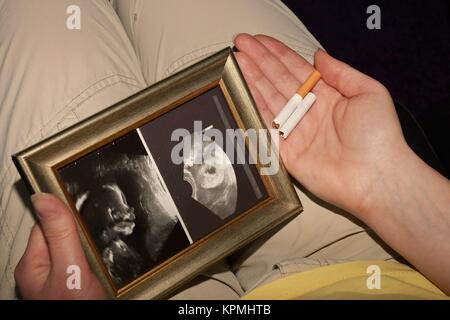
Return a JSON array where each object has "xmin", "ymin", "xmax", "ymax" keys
[
  {"xmin": 279, "ymin": 92, "xmax": 316, "ymax": 139},
  {"xmin": 297, "ymin": 70, "xmax": 321, "ymax": 98}
]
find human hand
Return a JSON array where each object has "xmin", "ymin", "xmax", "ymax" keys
[
  {"xmin": 234, "ymin": 34, "xmax": 411, "ymax": 220},
  {"xmin": 15, "ymin": 193, "xmax": 107, "ymax": 299}
]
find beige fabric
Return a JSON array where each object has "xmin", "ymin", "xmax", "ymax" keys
[
  {"xmin": 169, "ymin": 260, "xmax": 243, "ymax": 300},
  {"xmin": 115, "ymin": 0, "xmax": 398, "ymax": 299},
  {"xmin": 0, "ymin": 0, "xmax": 397, "ymax": 299},
  {"xmin": 0, "ymin": 0, "xmax": 146, "ymax": 299},
  {"xmin": 115, "ymin": 0, "xmax": 321, "ymax": 85},
  {"xmin": 228, "ymin": 188, "xmax": 398, "ymax": 293}
]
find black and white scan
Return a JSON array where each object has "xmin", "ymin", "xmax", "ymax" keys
[
  {"xmin": 182, "ymin": 128, "xmax": 238, "ymax": 220},
  {"xmin": 58, "ymin": 87, "xmax": 267, "ymax": 288},
  {"xmin": 60, "ymin": 131, "xmax": 190, "ymax": 288}
]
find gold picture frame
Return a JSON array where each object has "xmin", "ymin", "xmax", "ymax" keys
[{"xmin": 12, "ymin": 48, "xmax": 302, "ymax": 299}]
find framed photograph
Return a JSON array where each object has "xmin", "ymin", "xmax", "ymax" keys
[{"xmin": 13, "ymin": 48, "xmax": 302, "ymax": 299}]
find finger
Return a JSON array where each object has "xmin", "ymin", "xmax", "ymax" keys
[
  {"xmin": 236, "ymin": 53, "xmax": 274, "ymax": 127},
  {"xmin": 254, "ymin": 34, "xmax": 315, "ymax": 82},
  {"xmin": 15, "ymin": 224, "xmax": 50, "ymax": 288},
  {"xmin": 234, "ymin": 33, "xmax": 300, "ymax": 99},
  {"xmin": 31, "ymin": 193, "xmax": 88, "ymax": 273},
  {"xmin": 21, "ymin": 224, "xmax": 49, "ymax": 264},
  {"xmin": 314, "ymin": 49, "xmax": 380, "ymax": 97},
  {"xmin": 247, "ymin": 82, "xmax": 274, "ymax": 128},
  {"xmin": 254, "ymin": 34, "xmax": 332, "ymax": 95},
  {"xmin": 234, "ymin": 51, "xmax": 286, "ymax": 116}
]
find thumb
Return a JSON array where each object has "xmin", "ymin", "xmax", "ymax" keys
[
  {"xmin": 31, "ymin": 193, "xmax": 88, "ymax": 274},
  {"xmin": 314, "ymin": 49, "xmax": 381, "ymax": 98}
]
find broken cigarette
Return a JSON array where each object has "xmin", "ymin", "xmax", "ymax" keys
[
  {"xmin": 272, "ymin": 70, "xmax": 321, "ymax": 129},
  {"xmin": 279, "ymin": 92, "xmax": 317, "ymax": 139},
  {"xmin": 272, "ymin": 94, "xmax": 302, "ymax": 129}
]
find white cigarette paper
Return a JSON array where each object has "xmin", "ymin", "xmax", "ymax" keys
[
  {"xmin": 279, "ymin": 92, "xmax": 317, "ymax": 139},
  {"xmin": 272, "ymin": 93, "xmax": 302, "ymax": 129}
]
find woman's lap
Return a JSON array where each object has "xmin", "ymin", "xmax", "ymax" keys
[
  {"xmin": 0, "ymin": 0, "xmax": 145, "ymax": 298},
  {"xmin": 0, "ymin": 0, "xmax": 396, "ymax": 299},
  {"xmin": 115, "ymin": 0, "xmax": 397, "ymax": 298}
]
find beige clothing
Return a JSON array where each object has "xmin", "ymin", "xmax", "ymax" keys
[{"xmin": 0, "ymin": 0, "xmax": 397, "ymax": 299}]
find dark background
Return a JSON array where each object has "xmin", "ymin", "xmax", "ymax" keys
[{"xmin": 283, "ymin": 0, "xmax": 450, "ymax": 177}]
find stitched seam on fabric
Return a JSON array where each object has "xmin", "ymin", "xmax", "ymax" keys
[
  {"xmin": 39, "ymin": 76, "xmax": 141, "ymax": 138},
  {"xmin": 0, "ymin": 75, "xmax": 142, "ymax": 283},
  {"xmin": 0, "ymin": 208, "xmax": 13, "ymax": 239},
  {"xmin": 0, "ymin": 74, "xmax": 141, "ymax": 189},
  {"xmin": 286, "ymin": 44, "xmax": 316, "ymax": 59},
  {"xmin": 284, "ymin": 41, "xmax": 317, "ymax": 55},
  {"xmin": 304, "ymin": 230, "xmax": 367, "ymax": 258},
  {"xmin": 276, "ymin": 260, "xmax": 322, "ymax": 276},
  {"xmin": 0, "ymin": 75, "xmax": 141, "ymax": 239},
  {"xmin": 0, "ymin": 75, "xmax": 139, "ymax": 242},
  {"xmin": 131, "ymin": 0, "xmax": 142, "ymax": 41},
  {"xmin": 1, "ymin": 201, "xmax": 28, "ymax": 288},
  {"xmin": 163, "ymin": 39, "xmax": 315, "ymax": 80},
  {"xmin": 0, "ymin": 172, "xmax": 27, "ymax": 250},
  {"xmin": 245, "ymin": 269, "xmax": 281, "ymax": 294},
  {"xmin": 0, "ymin": 201, "xmax": 14, "ymax": 247},
  {"xmin": 198, "ymin": 273, "xmax": 244, "ymax": 297},
  {"xmin": 0, "ymin": 173, "xmax": 29, "ymax": 288},
  {"xmin": 163, "ymin": 41, "xmax": 232, "ymax": 77}
]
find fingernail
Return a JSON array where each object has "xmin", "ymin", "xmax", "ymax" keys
[
  {"xmin": 232, "ymin": 33, "xmax": 240, "ymax": 42},
  {"xmin": 31, "ymin": 193, "xmax": 57, "ymax": 219}
]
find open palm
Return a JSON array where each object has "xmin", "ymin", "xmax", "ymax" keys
[{"xmin": 234, "ymin": 34, "xmax": 407, "ymax": 217}]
